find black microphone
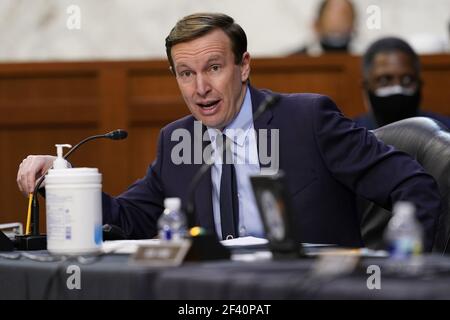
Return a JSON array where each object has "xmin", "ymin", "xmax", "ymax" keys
[
  {"xmin": 185, "ymin": 94, "xmax": 281, "ymax": 230},
  {"xmin": 16, "ymin": 129, "xmax": 128, "ymax": 250},
  {"xmin": 106, "ymin": 129, "xmax": 128, "ymax": 140}
]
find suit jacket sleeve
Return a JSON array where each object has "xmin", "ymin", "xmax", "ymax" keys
[
  {"xmin": 311, "ymin": 95, "xmax": 441, "ymax": 251},
  {"xmin": 101, "ymin": 129, "xmax": 166, "ymax": 239}
]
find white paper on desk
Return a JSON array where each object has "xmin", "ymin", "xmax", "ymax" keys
[
  {"xmin": 102, "ymin": 239, "xmax": 160, "ymax": 254},
  {"xmin": 220, "ymin": 236, "xmax": 268, "ymax": 247},
  {"xmin": 103, "ymin": 236, "xmax": 268, "ymax": 254}
]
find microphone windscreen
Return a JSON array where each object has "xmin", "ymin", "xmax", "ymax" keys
[
  {"xmin": 263, "ymin": 94, "xmax": 281, "ymax": 109},
  {"xmin": 107, "ymin": 129, "xmax": 128, "ymax": 140},
  {"xmin": 252, "ymin": 94, "xmax": 281, "ymax": 120}
]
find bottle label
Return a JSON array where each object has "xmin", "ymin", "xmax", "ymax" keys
[
  {"xmin": 46, "ymin": 193, "xmax": 74, "ymax": 241},
  {"xmin": 389, "ymin": 238, "xmax": 422, "ymax": 259},
  {"xmin": 161, "ymin": 226, "xmax": 172, "ymax": 241}
]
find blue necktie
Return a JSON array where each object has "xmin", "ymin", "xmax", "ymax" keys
[{"xmin": 219, "ymin": 134, "xmax": 239, "ymax": 239}]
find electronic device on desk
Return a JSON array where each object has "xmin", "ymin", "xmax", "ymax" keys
[
  {"xmin": 131, "ymin": 229, "xmax": 231, "ymax": 267},
  {"xmin": 0, "ymin": 230, "xmax": 14, "ymax": 251},
  {"xmin": 250, "ymin": 172, "xmax": 304, "ymax": 259},
  {"xmin": 0, "ymin": 223, "xmax": 26, "ymax": 251}
]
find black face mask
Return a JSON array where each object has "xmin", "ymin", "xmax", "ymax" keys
[
  {"xmin": 368, "ymin": 89, "xmax": 421, "ymax": 127},
  {"xmin": 320, "ymin": 34, "xmax": 351, "ymax": 52}
]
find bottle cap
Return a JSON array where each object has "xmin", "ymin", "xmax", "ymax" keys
[
  {"xmin": 393, "ymin": 201, "xmax": 416, "ymax": 217},
  {"xmin": 164, "ymin": 197, "xmax": 181, "ymax": 211}
]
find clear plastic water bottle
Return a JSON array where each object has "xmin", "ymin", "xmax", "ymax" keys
[
  {"xmin": 157, "ymin": 198, "xmax": 187, "ymax": 241},
  {"xmin": 384, "ymin": 201, "xmax": 423, "ymax": 259}
]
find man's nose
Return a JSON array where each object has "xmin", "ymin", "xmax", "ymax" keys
[
  {"xmin": 392, "ymin": 77, "xmax": 403, "ymax": 86},
  {"xmin": 196, "ymin": 74, "xmax": 211, "ymax": 97}
]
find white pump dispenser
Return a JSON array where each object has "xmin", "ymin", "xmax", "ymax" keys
[{"xmin": 53, "ymin": 144, "xmax": 72, "ymax": 169}]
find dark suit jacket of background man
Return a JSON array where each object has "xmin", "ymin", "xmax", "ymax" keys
[
  {"xmin": 354, "ymin": 111, "xmax": 450, "ymax": 130},
  {"xmin": 102, "ymin": 86, "xmax": 442, "ymax": 251}
]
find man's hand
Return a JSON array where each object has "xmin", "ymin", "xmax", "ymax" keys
[{"xmin": 17, "ymin": 155, "xmax": 56, "ymax": 196}]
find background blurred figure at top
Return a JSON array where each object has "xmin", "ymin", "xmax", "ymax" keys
[
  {"xmin": 354, "ymin": 37, "xmax": 450, "ymax": 130},
  {"xmin": 294, "ymin": 0, "xmax": 356, "ymax": 55}
]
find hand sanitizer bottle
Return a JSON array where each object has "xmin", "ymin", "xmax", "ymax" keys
[{"xmin": 52, "ymin": 144, "xmax": 72, "ymax": 169}]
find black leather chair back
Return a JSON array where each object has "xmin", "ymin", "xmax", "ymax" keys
[{"xmin": 359, "ymin": 117, "xmax": 450, "ymax": 253}]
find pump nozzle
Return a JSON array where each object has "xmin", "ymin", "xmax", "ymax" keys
[{"xmin": 53, "ymin": 144, "xmax": 72, "ymax": 169}]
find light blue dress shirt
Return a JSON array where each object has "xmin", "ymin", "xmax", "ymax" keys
[{"xmin": 207, "ymin": 88, "xmax": 264, "ymax": 239}]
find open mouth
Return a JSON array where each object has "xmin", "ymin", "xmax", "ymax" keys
[{"xmin": 197, "ymin": 99, "xmax": 221, "ymax": 110}]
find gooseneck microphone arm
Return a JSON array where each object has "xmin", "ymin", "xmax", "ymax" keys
[
  {"xmin": 63, "ymin": 134, "xmax": 107, "ymax": 160},
  {"xmin": 63, "ymin": 129, "xmax": 128, "ymax": 160},
  {"xmin": 184, "ymin": 94, "xmax": 281, "ymax": 229},
  {"xmin": 29, "ymin": 129, "xmax": 128, "ymax": 236}
]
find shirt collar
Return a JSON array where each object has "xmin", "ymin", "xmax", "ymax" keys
[{"xmin": 207, "ymin": 87, "xmax": 253, "ymax": 147}]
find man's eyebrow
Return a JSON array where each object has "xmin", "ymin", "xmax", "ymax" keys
[
  {"xmin": 174, "ymin": 63, "xmax": 190, "ymax": 72},
  {"xmin": 206, "ymin": 55, "xmax": 224, "ymax": 64}
]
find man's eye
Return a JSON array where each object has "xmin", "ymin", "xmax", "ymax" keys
[
  {"xmin": 180, "ymin": 71, "xmax": 192, "ymax": 78},
  {"xmin": 209, "ymin": 65, "xmax": 221, "ymax": 72},
  {"xmin": 401, "ymin": 75, "xmax": 417, "ymax": 87},
  {"xmin": 377, "ymin": 75, "xmax": 392, "ymax": 87}
]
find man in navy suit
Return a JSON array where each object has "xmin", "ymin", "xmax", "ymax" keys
[{"xmin": 17, "ymin": 13, "xmax": 442, "ymax": 250}]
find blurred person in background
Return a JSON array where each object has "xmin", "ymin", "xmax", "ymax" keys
[
  {"xmin": 354, "ymin": 37, "xmax": 450, "ymax": 129},
  {"xmin": 293, "ymin": 0, "xmax": 356, "ymax": 55}
]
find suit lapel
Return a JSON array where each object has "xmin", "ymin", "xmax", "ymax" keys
[{"xmin": 250, "ymin": 86, "xmax": 276, "ymax": 170}]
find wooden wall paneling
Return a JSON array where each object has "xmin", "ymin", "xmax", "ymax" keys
[
  {"xmin": 420, "ymin": 55, "xmax": 450, "ymax": 116},
  {"xmin": 128, "ymin": 65, "xmax": 188, "ymax": 125},
  {"xmin": 127, "ymin": 126, "xmax": 162, "ymax": 183},
  {"xmin": 342, "ymin": 56, "xmax": 366, "ymax": 118},
  {"xmin": 127, "ymin": 64, "xmax": 189, "ymax": 186},
  {"xmin": 0, "ymin": 63, "xmax": 100, "ymax": 230},
  {"xmin": 0, "ymin": 71, "xmax": 98, "ymax": 126},
  {"xmin": 250, "ymin": 55, "xmax": 358, "ymax": 116},
  {"xmin": 97, "ymin": 65, "xmax": 130, "ymax": 196}
]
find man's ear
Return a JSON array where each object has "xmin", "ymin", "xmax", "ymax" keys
[
  {"xmin": 169, "ymin": 66, "xmax": 175, "ymax": 76},
  {"xmin": 240, "ymin": 52, "xmax": 251, "ymax": 82}
]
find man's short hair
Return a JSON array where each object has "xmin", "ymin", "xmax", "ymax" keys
[
  {"xmin": 165, "ymin": 13, "xmax": 247, "ymax": 71},
  {"xmin": 362, "ymin": 37, "xmax": 421, "ymax": 79}
]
